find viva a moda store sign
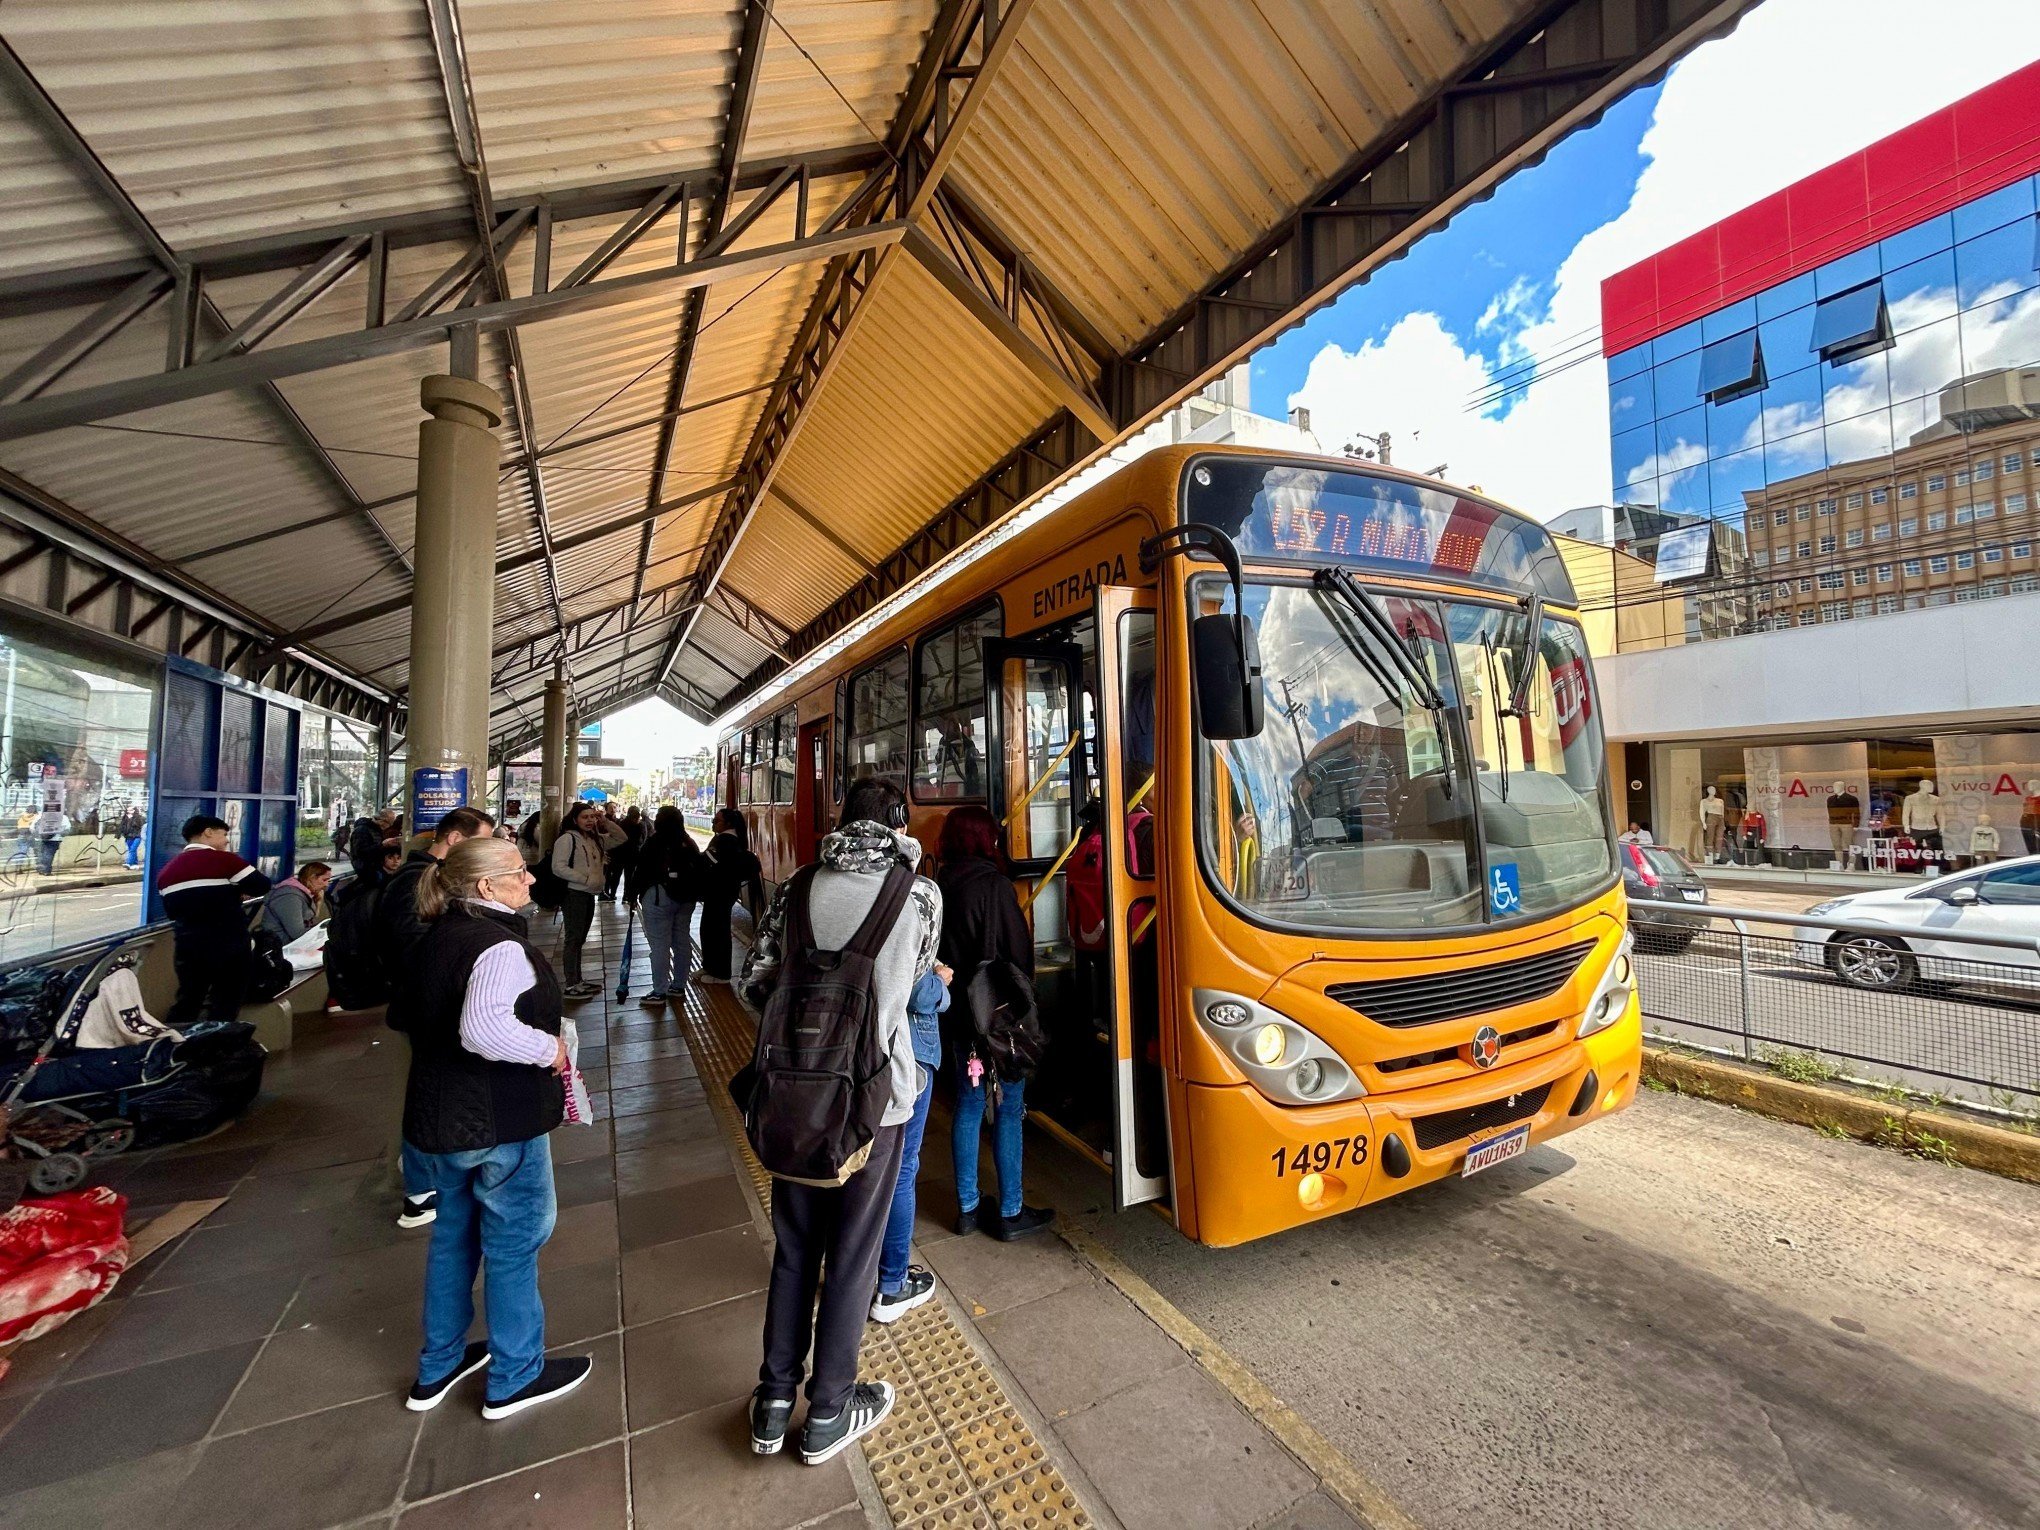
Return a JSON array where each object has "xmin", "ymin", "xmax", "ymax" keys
[
  {"xmin": 1743, "ymin": 743, "xmax": 1869, "ymax": 850},
  {"xmin": 1932, "ymin": 736, "xmax": 2040, "ymax": 856}
]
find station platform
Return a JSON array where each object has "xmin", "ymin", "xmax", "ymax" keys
[{"xmin": 0, "ymin": 902, "xmax": 1369, "ymax": 1530}]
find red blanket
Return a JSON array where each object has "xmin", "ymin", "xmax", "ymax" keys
[{"xmin": 0, "ymin": 1186, "xmax": 129, "ymax": 1353}]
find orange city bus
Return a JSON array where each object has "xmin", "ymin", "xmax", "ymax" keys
[{"xmin": 718, "ymin": 444, "xmax": 1640, "ymax": 1247}]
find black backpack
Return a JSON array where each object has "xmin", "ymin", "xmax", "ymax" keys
[
  {"xmin": 529, "ymin": 834, "xmax": 572, "ymax": 911},
  {"xmin": 324, "ymin": 879, "xmax": 388, "ymax": 1011},
  {"xmin": 732, "ymin": 863, "xmax": 912, "ymax": 1187},
  {"xmin": 245, "ymin": 927, "xmax": 294, "ymax": 1003},
  {"xmin": 961, "ymin": 959, "xmax": 1046, "ymax": 1083}
]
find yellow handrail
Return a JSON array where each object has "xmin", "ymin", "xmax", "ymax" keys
[
  {"xmin": 1001, "ymin": 730, "xmax": 1081, "ymax": 828},
  {"xmin": 1019, "ymin": 829, "xmax": 1085, "ymax": 913}
]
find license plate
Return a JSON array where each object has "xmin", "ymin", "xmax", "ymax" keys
[
  {"xmin": 1461, "ymin": 1122, "xmax": 1532, "ymax": 1177},
  {"xmin": 1680, "ymin": 888, "xmax": 1706, "ymax": 902}
]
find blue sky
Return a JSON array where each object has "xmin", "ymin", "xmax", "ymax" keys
[{"xmin": 1252, "ymin": 86, "xmax": 1663, "ymax": 431}]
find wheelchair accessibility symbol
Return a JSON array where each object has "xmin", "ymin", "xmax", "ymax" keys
[{"xmin": 1489, "ymin": 863, "xmax": 1522, "ymax": 916}]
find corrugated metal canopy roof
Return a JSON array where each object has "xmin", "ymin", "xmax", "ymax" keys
[{"xmin": 0, "ymin": 0, "xmax": 1756, "ymax": 750}]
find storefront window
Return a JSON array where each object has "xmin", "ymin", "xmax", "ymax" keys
[
  {"xmin": 0, "ymin": 627, "xmax": 159, "ymax": 961},
  {"xmin": 297, "ymin": 708, "xmax": 378, "ymax": 859}
]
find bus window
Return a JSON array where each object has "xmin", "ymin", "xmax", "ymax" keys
[
  {"xmin": 771, "ymin": 706, "xmax": 796, "ymax": 804},
  {"xmin": 845, "ymin": 649, "xmax": 910, "ymax": 793},
  {"xmin": 913, "ymin": 604, "xmax": 999, "ymax": 801},
  {"xmin": 999, "ymin": 651, "xmax": 1080, "ymax": 866}
]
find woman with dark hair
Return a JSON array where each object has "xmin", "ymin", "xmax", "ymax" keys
[
  {"xmin": 938, "ymin": 804, "xmax": 1051, "ymax": 1240},
  {"xmin": 698, "ymin": 807, "xmax": 761, "ymax": 984},
  {"xmin": 627, "ymin": 805, "xmax": 706, "ymax": 1004},
  {"xmin": 550, "ymin": 802, "xmax": 606, "ymax": 998}
]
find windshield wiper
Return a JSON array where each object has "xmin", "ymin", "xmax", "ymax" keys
[
  {"xmin": 1502, "ymin": 591, "xmax": 1544, "ymax": 718},
  {"xmin": 1313, "ymin": 568, "xmax": 1446, "ymax": 711},
  {"xmin": 1312, "ymin": 568, "xmax": 1453, "ymax": 801},
  {"xmin": 1482, "ymin": 632, "xmax": 1511, "ymax": 802}
]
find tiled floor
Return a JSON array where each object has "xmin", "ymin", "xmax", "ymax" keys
[{"xmin": 0, "ymin": 904, "xmax": 868, "ymax": 1530}]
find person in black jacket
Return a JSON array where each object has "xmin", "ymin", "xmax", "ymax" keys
[
  {"xmin": 349, "ymin": 808, "xmax": 401, "ymax": 885},
  {"xmin": 937, "ymin": 804, "xmax": 1051, "ymax": 1241},
  {"xmin": 624, "ymin": 806, "xmax": 705, "ymax": 1006},
  {"xmin": 374, "ymin": 805, "xmax": 494, "ymax": 1229},
  {"xmin": 403, "ymin": 835, "xmax": 591, "ymax": 1421},
  {"xmin": 697, "ymin": 808, "xmax": 761, "ymax": 984}
]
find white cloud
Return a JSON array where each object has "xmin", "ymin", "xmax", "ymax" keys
[{"xmin": 1288, "ymin": 0, "xmax": 2040, "ymax": 520}]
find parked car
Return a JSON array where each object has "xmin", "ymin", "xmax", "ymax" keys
[
  {"xmin": 1793, "ymin": 856, "xmax": 2040, "ymax": 992},
  {"xmin": 1621, "ymin": 842, "xmax": 1710, "ymax": 953}
]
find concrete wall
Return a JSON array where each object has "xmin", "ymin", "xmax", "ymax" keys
[{"xmin": 1598, "ymin": 591, "xmax": 2040, "ymax": 743}]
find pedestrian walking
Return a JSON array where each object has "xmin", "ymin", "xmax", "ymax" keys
[
  {"xmin": 550, "ymin": 802, "xmax": 607, "ymax": 998},
  {"xmin": 625, "ymin": 805, "xmax": 705, "ymax": 1006},
  {"xmin": 156, "ymin": 814, "xmax": 271, "ymax": 1026}
]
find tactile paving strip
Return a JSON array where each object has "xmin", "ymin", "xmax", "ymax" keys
[{"xmin": 676, "ymin": 978, "xmax": 1095, "ymax": 1530}]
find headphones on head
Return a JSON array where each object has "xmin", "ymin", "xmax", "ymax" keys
[{"xmin": 882, "ymin": 791, "xmax": 909, "ymax": 831}]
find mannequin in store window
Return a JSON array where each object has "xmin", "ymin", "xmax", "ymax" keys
[
  {"xmin": 1740, "ymin": 808, "xmax": 1767, "ymax": 866},
  {"xmin": 1700, "ymin": 786, "xmax": 1726, "ymax": 863},
  {"xmin": 1901, "ymin": 779, "xmax": 1945, "ymax": 854},
  {"xmin": 1971, "ymin": 811, "xmax": 2000, "ymax": 865},
  {"xmin": 1825, "ymin": 781, "xmax": 1861, "ymax": 869},
  {"xmin": 2022, "ymin": 780, "xmax": 2040, "ymax": 855}
]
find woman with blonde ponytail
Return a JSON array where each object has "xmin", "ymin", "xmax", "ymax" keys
[{"xmin": 399, "ymin": 834, "xmax": 593, "ymax": 1420}]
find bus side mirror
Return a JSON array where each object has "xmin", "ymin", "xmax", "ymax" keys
[{"xmin": 1194, "ymin": 612, "xmax": 1264, "ymax": 740}]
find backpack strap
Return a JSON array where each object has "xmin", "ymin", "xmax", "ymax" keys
[
  {"xmin": 841, "ymin": 864, "xmax": 915, "ymax": 960},
  {"xmin": 783, "ymin": 863, "xmax": 822, "ymax": 954}
]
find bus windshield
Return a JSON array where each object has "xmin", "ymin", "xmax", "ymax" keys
[{"xmin": 1198, "ymin": 577, "xmax": 1615, "ymax": 933}]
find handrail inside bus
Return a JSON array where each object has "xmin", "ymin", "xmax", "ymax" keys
[{"xmin": 1002, "ymin": 730, "xmax": 1081, "ymax": 829}]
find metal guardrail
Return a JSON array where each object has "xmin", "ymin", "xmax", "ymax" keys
[{"xmin": 1631, "ymin": 903, "xmax": 2040, "ymax": 1110}]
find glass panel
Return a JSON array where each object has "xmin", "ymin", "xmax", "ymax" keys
[
  {"xmin": 1953, "ymin": 179, "xmax": 2036, "ymax": 242},
  {"xmin": 1652, "ymin": 347, "xmax": 1704, "ymax": 415},
  {"xmin": 257, "ymin": 801, "xmax": 288, "ymax": 881},
  {"xmin": 1608, "ymin": 366, "xmax": 1652, "ymax": 431},
  {"xmin": 217, "ymin": 689, "xmax": 257, "ymax": 794},
  {"xmin": 1887, "ymin": 313, "xmax": 1962, "ymax": 406},
  {"xmin": 0, "ymin": 628, "xmax": 158, "ymax": 960},
  {"xmin": 845, "ymin": 650, "xmax": 910, "ymax": 794},
  {"xmin": 1605, "ymin": 341, "xmax": 1651, "ymax": 383},
  {"xmin": 1001, "ymin": 655, "xmax": 1077, "ymax": 865},
  {"xmin": 1697, "ymin": 328, "xmax": 1763, "ymax": 400},
  {"xmin": 1814, "ymin": 247, "xmax": 1880, "ymax": 298},
  {"xmin": 1612, "ymin": 422, "xmax": 1658, "ymax": 492},
  {"xmin": 1701, "ymin": 297, "xmax": 1758, "ymax": 344},
  {"xmin": 262, "ymin": 702, "xmax": 293, "ymax": 795},
  {"xmin": 1654, "ymin": 317, "xmax": 1704, "ymax": 361},
  {"xmin": 1884, "ymin": 249, "xmax": 1960, "ymax": 332},
  {"xmin": 1811, "ymin": 281, "xmax": 1889, "ymax": 360},
  {"xmin": 1655, "ymin": 403, "xmax": 1707, "ymax": 462},
  {"xmin": 1955, "ymin": 219, "xmax": 2039, "ymax": 312},
  {"xmin": 159, "ymin": 669, "xmax": 213, "ymax": 791},
  {"xmin": 1959, "ymin": 286, "xmax": 2040, "ymax": 378},
  {"xmin": 913, "ymin": 604, "xmax": 1001, "ymax": 801},
  {"xmin": 1880, "ymin": 212, "xmax": 1953, "ymax": 271},
  {"xmin": 771, "ymin": 707, "xmax": 796, "ymax": 805},
  {"xmin": 1757, "ymin": 270, "xmax": 1817, "ymax": 321}
]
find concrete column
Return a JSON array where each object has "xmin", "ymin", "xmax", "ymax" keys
[
  {"xmin": 406, "ymin": 368, "xmax": 502, "ymax": 820},
  {"xmin": 540, "ymin": 670, "xmax": 568, "ymax": 843},
  {"xmin": 563, "ymin": 712, "xmax": 581, "ymax": 809}
]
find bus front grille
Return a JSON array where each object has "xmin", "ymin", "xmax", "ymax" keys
[
  {"xmin": 1411, "ymin": 1083, "xmax": 1552, "ymax": 1151},
  {"xmin": 1324, "ymin": 942, "xmax": 1595, "ymax": 1029},
  {"xmin": 1377, "ymin": 1020, "xmax": 1560, "ymax": 1074}
]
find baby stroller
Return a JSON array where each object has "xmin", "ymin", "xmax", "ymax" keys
[{"xmin": 1, "ymin": 939, "xmax": 267, "ymax": 1197}]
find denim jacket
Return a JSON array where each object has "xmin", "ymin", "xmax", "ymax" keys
[{"xmin": 906, "ymin": 967, "xmax": 949, "ymax": 1071}]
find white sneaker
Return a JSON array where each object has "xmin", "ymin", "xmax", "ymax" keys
[{"xmin": 869, "ymin": 1267, "xmax": 935, "ymax": 1324}]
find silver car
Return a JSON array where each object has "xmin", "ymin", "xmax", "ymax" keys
[{"xmin": 1793, "ymin": 856, "xmax": 2040, "ymax": 992}]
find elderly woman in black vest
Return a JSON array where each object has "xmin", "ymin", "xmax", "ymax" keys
[{"xmin": 402, "ymin": 836, "xmax": 593, "ymax": 1420}]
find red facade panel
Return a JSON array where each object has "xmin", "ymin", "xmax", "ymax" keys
[{"xmin": 1601, "ymin": 59, "xmax": 2040, "ymax": 357}]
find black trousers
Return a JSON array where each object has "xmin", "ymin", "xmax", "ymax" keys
[
  {"xmin": 168, "ymin": 928, "xmax": 249, "ymax": 1026},
  {"xmin": 560, "ymin": 890, "xmax": 595, "ymax": 983},
  {"xmin": 699, "ymin": 895, "xmax": 735, "ymax": 978},
  {"xmin": 759, "ymin": 1122, "xmax": 904, "ymax": 1415}
]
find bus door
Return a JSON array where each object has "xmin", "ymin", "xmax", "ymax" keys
[
  {"xmin": 1094, "ymin": 586, "xmax": 1169, "ymax": 1209},
  {"xmin": 794, "ymin": 715, "xmax": 831, "ymax": 863}
]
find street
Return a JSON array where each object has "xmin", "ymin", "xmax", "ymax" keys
[{"xmin": 1023, "ymin": 1088, "xmax": 2040, "ymax": 1530}]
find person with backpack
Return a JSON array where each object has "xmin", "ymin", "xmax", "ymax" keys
[
  {"xmin": 625, "ymin": 806, "xmax": 704, "ymax": 1006},
  {"xmin": 156, "ymin": 813, "xmax": 271, "ymax": 1026},
  {"xmin": 938, "ymin": 803, "xmax": 1051, "ymax": 1241},
  {"xmin": 602, "ymin": 804, "xmax": 640, "ymax": 901},
  {"xmin": 698, "ymin": 808, "xmax": 761, "ymax": 984},
  {"xmin": 402, "ymin": 835, "xmax": 592, "ymax": 1421},
  {"xmin": 550, "ymin": 802, "xmax": 607, "ymax": 999},
  {"xmin": 349, "ymin": 808, "xmax": 400, "ymax": 885},
  {"xmin": 742, "ymin": 778, "xmax": 940, "ymax": 1467}
]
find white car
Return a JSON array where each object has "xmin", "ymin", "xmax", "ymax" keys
[{"xmin": 1793, "ymin": 856, "xmax": 2040, "ymax": 991}]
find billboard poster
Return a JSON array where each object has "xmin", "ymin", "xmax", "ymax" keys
[
  {"xmin": 412, "ymin": 766, "xmax": 470, "ymax": 824},
  {"xmin": 1743, "ymin": 742, "xmax": 1869, "ymax": 857},
  {"xmin": 1932, "ymin": 735, "xmax": 2040, "ymax": 859}
]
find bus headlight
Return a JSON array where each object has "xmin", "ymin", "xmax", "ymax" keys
[
  {"xmin": 1578, "ymin": 935, "xmax": 1636, "ymax": 1040},
  {"xmin": 1192, "ymin": 989, "xmax": 1365, "ymax": 1106}
]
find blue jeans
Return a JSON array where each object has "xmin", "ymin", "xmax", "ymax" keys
[
  {"xmin": 400, "ymin": 1139, "xmax": 430, "ymax": 1198},
  {"xmin": 640, "ymin": 886, "xmax": 694, "ymax": 993},
  {"xmin": 952, "ymin": 1074, "xmax": 1026, "ymax": 1219},
  {"xmin": 878, "ymin": 1071, "xmax": 934, "ymax": 1295},
  {"xmin": 414, "ymin": 1135, "xmax": 558, "ymax": 1400}
]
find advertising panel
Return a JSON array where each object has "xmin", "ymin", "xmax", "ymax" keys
[{"xmin": 1932, "ymin": 735, "xmax": 2040, "ymax": 861}]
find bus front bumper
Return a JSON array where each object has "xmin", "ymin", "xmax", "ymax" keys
[{"xmin": 1181, "ymin": 995, "xmax": 1642, "ymax": 1247}]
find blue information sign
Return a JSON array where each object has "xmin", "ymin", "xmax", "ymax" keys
[{"xmin": 412, "ymin": 766, "xmax": 469, "ymax": 824}]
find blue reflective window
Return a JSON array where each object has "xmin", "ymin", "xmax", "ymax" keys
[
  {"xmin": 1611, "ymin": 423, "xmax": 1658, "ymax": 490},
  {"xmin": 1707, "ymin": 385, "xmax": 1763, "ymax": 454},
  {"xmin": 1887, "ymin": 315, "xmax": 1962, "ymax": 404},
  {"xmin": 1701, "ymin": 297, "xmax": 1758, "ymax": 344},
  {"xmin": 1659, "ymin": 458, "xmax": 1712, "ymax": 515},
  {"xmin": 1656, "ymin": 404, "xmax": 1707, "ymax": 463},
  {"xmin": 1710, "ymin": 445, "xmax": 1768, "ymax": 511},
  {"xmin": 1883, "ymin": 249, "xmax": 1959, "ymax": 331},
  {"xmin": 1953, "ymin": 179, "xmax": 2037, "ymax": 243},
  {"xmin": 1759, "ymin": 363, "xmax": 1825, "ymax": 436},
  {"xmin": 1757, "ymin": 271, "xmax": 1817, "ymax": 322},
  {"xmin": 1823, "ymin": 349, "xmax": 1890, "ymax": 419},
  {"xmin": 1652, "ymin": 346, "xmax": 1704, "ymax": 413},
  {"xmin": 1608, "ymin": 368, "xmax": 1653, "ymax": 431},
  {"xmin": 1960, "ymin": 287, "xmax": 2040, "ymax": 378},
  {"xmin": 1814, "ymin": 247, "xmax": 1881, "ymax": 299},
  {"xmin": 1810, "ymin": 280, "xmax": 1891, "ymax": 364},
  {"xmin": 1826, "ymin": 408, "xmax": 1893, "ymax": 468},
  {"xmin": 1655, "ymin": 316, "xmax": 1705, "ymax": 362},
  {"xmin": 1764, "ymin": 426, "xmax": 1827, "ymax": 481},
  {"xmin": 1758, "ymin": 308, "xmax": 1814, "ymax": 375},
  {"xmin": 1698, "ymin": 328, "xmax": 1765, "ymax": 402},
  {"xmin": 1955, "ymin": 219, "xmax": 2039, "ymax": 311},
  {"xmin": 1606, "ymin": 341, "xmax": 1652, "ymax": 383},
  {"xmin": 1880, "ymin": 212, "xmax": 1953, "ymax": 272}
]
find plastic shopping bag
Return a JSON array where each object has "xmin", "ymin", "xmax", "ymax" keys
[{"xmin": 560, "ymin": 1018, "xmax": 593, "ymax": 1126}]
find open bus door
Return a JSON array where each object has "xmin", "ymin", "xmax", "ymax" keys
[
  {"xmin": 1094, "ymin": 586, "xmax": 1169, "ymax": 1210},
  {"xmin": 793, "ymin": 715, "xmax": 831, "ymax": 864}
]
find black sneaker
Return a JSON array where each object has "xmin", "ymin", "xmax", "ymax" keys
[
  {"xmin": 989, "ymin": 1206, "xmax": 1054, "ymax": 1242},
  {"xmin": 750, "ymin": 1387, "xmax": 795, "ymax": 1455},
  {"xmin": 481, "ymin": 1355, "xmax": 593, "ymax": 1420},
  {"xmin": 953, "ymin": 1205, "xmax": 978, "ymax": 1237},
  {"xmin": 406, "ymin": 1341, "xmax": 489, "ymax": 1412},
  {"xmin": 869, "ymin": 1267, "xmax": 935, "ymax": 1324},
  {"xmin": 397, "ymin": 1191, "xmax": 438, "ymax": 1229},
  {"xmin": 799, "ymin": 1381, "xmax": 894, "ymax": 1466}
]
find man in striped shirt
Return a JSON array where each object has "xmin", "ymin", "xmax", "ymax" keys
[{"xmin": 155, "ymin": 813, "xmax": 271, "ymax": 1027}]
